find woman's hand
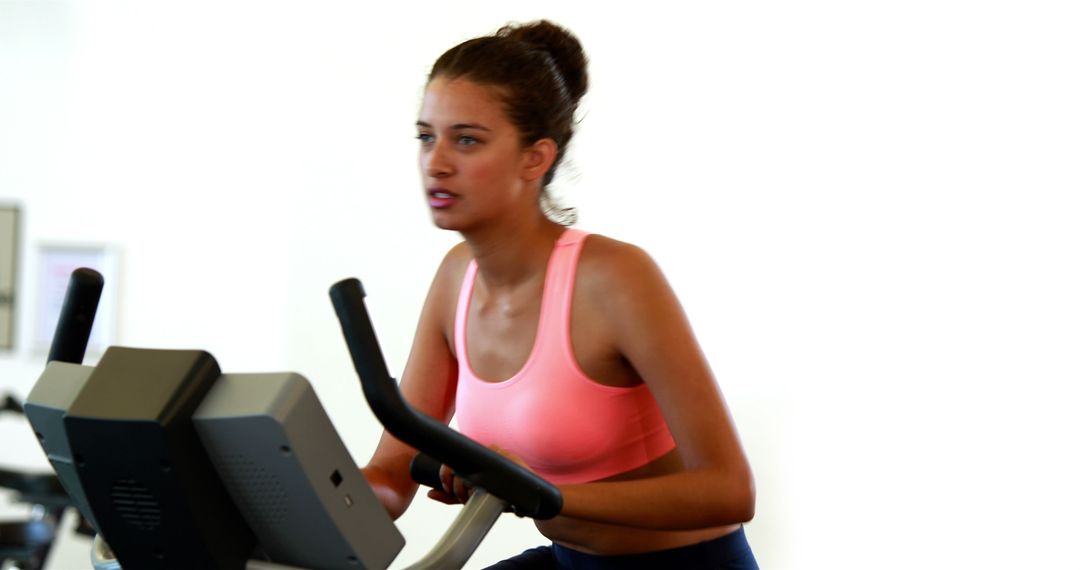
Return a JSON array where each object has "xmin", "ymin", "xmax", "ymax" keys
[
  {"xmin": 427, "ymin": 463, "xmax": 471, "ymax": 505},
  {"xmin": 426, "ymin": 445, "xmax": 531, "ymax": 505}
]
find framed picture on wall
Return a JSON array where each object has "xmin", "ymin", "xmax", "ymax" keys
[
  {"xmin": 33, "ymin": 243, "xmax": 121, "ymax": 356},
  {"xmin": 0, "ymin": 206, "xmax": 19, "ymax": 351}
]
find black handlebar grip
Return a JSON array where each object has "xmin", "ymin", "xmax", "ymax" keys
[
  {"xmin": 409, "ymin": 453, "xmax": 445, "ymax": 490},
  {"xmin": 329, "ymin": 277, "xmax": 563, "ymax": 519},
  {"xmin": 47, "ymin": 268, "xmax": 104, "ymax": 365},
  {"xmin": 1, "ymin": 394, "xmax": 24, "ymax": 415}
]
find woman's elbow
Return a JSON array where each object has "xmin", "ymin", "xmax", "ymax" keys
[
  {"xmin": 735, "ymin": 477, "xmax": 756, "ymax": 523},
  {"xmin": 716, "ymin": 470, "xmax": 756, "ymax": 525},
  {"xmin": 361, "ymin": 465, "xmax": 415, "ymax": 520}
]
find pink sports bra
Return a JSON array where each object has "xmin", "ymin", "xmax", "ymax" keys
[{"xmin": 453, "ymin": 229, "xmax": 676, "ymax": 485}]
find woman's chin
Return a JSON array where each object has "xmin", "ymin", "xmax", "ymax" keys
[{"xmin": 430, "ymin": 212, "xmax": 463, "ymax": 232}]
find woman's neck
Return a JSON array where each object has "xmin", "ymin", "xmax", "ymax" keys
[{"xmin": 462, "ymin": 215, "xmax": 567, "ymax": 293}]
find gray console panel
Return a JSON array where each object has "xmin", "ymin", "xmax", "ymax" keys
[{"xmin": 194, "ymin": 372, "xmax": 405, "ymax": 570}]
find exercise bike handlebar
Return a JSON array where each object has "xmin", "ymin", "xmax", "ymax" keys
[
  {"xmin": 48, "ymin": 267, "xmax": 104, "ymax": 365},
  {"xmin": 409, "ymin": 452, "xmax": 446, "ymax": 491},
  {"xmin": 329, "ymin": 278, "xmax": 563, "ymax": 520}
]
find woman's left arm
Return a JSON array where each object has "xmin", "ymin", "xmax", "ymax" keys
[{"xmin": 558, "ymin": 241, "xmax": 756, "ymax": 530}]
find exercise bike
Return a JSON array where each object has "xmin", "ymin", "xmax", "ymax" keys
[{"xmin": 23, "ymin": 268, "xmax": 562, "ymax": 569}]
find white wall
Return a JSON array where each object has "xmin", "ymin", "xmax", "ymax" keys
[{"xmin": 2, "ymin": 1, "xmax": 1079, "ymax": 568}]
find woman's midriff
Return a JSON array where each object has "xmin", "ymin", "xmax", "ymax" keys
[{"xmin": 534, "ymin": 449, "xmax": 743, "ymax": 555}]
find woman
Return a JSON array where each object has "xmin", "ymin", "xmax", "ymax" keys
[{"xmin": 361, "ymin": 20, "xmax": 758, "ymax": 569}]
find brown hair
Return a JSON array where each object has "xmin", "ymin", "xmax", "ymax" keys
[{"xmin": 429, "ymin": 20, "xmax": 588, "ymax": 224}]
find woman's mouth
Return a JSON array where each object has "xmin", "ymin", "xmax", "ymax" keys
[{"xmin": 428, "ymin": 189, "xmax": 458, "ymax": 209}]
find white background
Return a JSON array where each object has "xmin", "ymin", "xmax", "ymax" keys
[{"xmin": 2, "ymin": 1, "xmax": 1078, "ymax": 568}]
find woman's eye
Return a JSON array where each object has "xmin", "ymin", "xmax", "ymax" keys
[
  {"xmin": 416, "ymin": 133, "xmax": 434, "ymax": 144},
  {"xmin": 457, "ymin": 135, "xmax": 478, "ymax": 146}
]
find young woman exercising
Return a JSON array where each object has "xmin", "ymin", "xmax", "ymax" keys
[{"xmin": 361, "ymin": 20, "xmax": 758, "ymax": 569}]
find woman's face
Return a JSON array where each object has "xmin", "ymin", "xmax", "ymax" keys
[{"xmin": 416, "ymin": 77, "xmax": 539, "ymax": 232}]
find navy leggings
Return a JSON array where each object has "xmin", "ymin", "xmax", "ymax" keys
[{"xmin": 484, "ymin": 526, "xmax": 758, "ymax": 569}]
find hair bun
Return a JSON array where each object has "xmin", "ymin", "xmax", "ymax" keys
[{"xmin": 498, "ymin": 20, "xmax": 588, "ymax": 104}]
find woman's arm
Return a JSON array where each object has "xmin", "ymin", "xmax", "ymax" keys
[
  {"xmin": 558, "ymin": 238, "xmax": 755, "ymax": 530},
  {"xmin": 361, "ymin": 244, "xmax": 466, "ymax": 520}
]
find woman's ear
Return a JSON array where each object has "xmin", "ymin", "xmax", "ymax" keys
[{"xmin": 521, "ymin": 138, "xmax": 558, "ymax": 183}]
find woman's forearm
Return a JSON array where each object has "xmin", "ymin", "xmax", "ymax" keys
[{"xmin": 558, "ymin": 469, "xmax": 755, "ymax": 531}]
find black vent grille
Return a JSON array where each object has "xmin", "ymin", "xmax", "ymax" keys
[
  {"xmin": 110, "ymin": 479, "xmax": 161, "ymax": 530},
  {"xmin": 216, "ymin": 453, "xmax": 288, "ymax": 530}
]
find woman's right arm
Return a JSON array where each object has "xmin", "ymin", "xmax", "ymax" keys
[{"xmin": 360, "ymin": 244, "xmax": 465, "ymax": 520}]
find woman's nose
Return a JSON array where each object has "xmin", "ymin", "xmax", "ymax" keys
[{"xmin": 423, "ymin": 140, "xmax": 453, "ymax": 177}]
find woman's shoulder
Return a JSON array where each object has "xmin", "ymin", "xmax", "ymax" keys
[
  {"xmin": 442, "ymin": 240, "xmax": 473, "ymax": 266},
  {"xmin": 420, "ymin": 242, "xmax": 472, "ymax": 344},
  {"xmin": 578, "ymin": 232, "xmax": 666, "ymax": 301},
  {"xmin": 431, "ymin": 240, "xmax": 472, "ymax": 291},
  {"xmin": 580, "ymin": 232, "xmax": 661, "ymax": 276}
]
